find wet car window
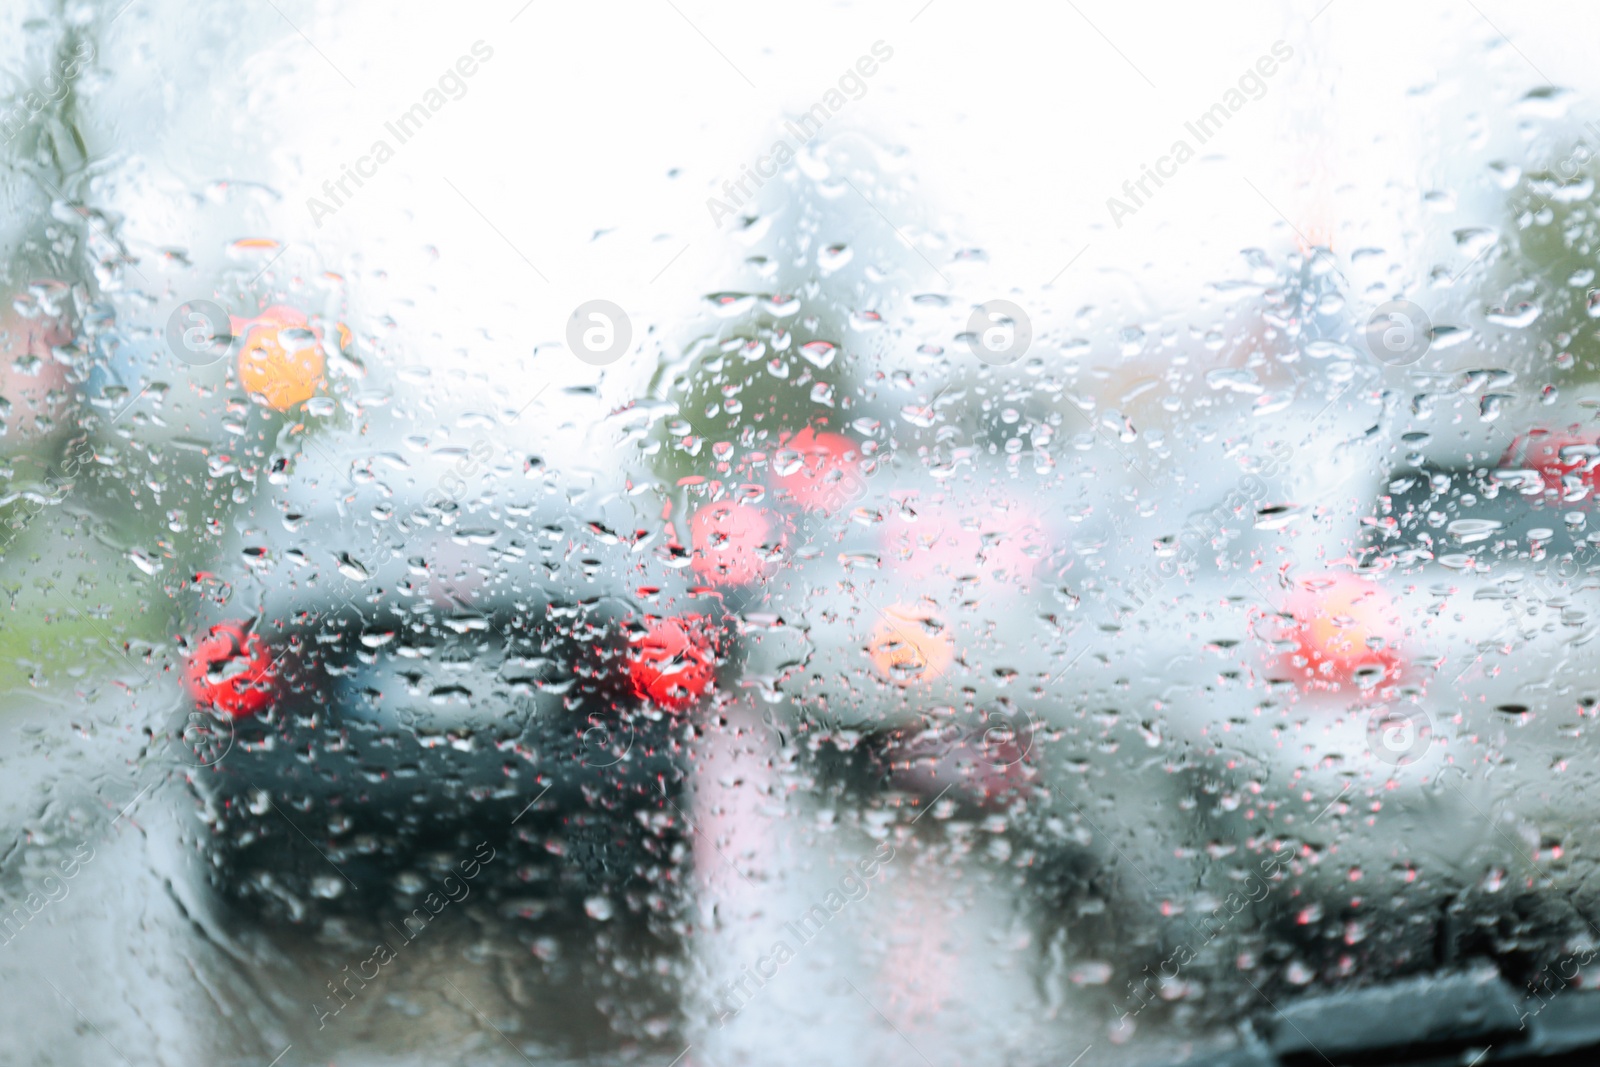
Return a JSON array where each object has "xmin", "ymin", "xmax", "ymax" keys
[{"xmin": 7, "ymin": 3, "xmax": 1600, "ymax": 1065}]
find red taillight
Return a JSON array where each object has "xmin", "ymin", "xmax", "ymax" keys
[
  {"xmin": 184, "ymin": 621, "xmax": 278, "ymax": 719},
  {"xmin": 1500, "ymin": 430, "xmax": 1600, "ymax": 496},
  {"xmin": 771, "ymin": 426, "xmax": 862, "ymax": 512},
  {"xmin": 689, "ymin": 502, "xmax": 781, "ymax": 587},
  {"xmin": 1272, "ymin": 573, "xmax": 1403, "ymax": 689},
  {"xmin": 628, "ymin": 615, "xmax": 720, "ymax": 710}
]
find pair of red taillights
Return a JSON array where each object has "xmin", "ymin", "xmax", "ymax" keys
[{"xmin": 182, "ymin": 615, "xmax": 724, "ymax": 720}]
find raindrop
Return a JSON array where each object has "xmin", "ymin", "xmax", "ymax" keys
[
  {"xmin": 818, "ymin": 244, "xmax": 853, "ymax": 273},
  {"xmin": 799, "ymin": 341, "xmax": 838, "ymax": 369}
]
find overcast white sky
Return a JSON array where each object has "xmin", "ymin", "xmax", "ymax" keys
[{"xmin": 76, "ymin": 0, "xmax": 1600, "ymax": 401}]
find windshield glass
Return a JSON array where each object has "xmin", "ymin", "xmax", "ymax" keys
[{"xmin": 2, "ymin": 3, "xmax": 1599, "ymax": 1066}]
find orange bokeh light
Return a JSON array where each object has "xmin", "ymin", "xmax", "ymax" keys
[
  {"xmin": 868, "ymin": 605, "xmax": 955, "ymax": 686},
  {"xmin": 231, "ymin": 305, "xmax": 338, "ymax": 411}
]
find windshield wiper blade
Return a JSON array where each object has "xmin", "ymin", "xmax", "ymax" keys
[{"xmin": 1155, "ymin": 966, "xmax": 1600, "ymax": 1067}]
